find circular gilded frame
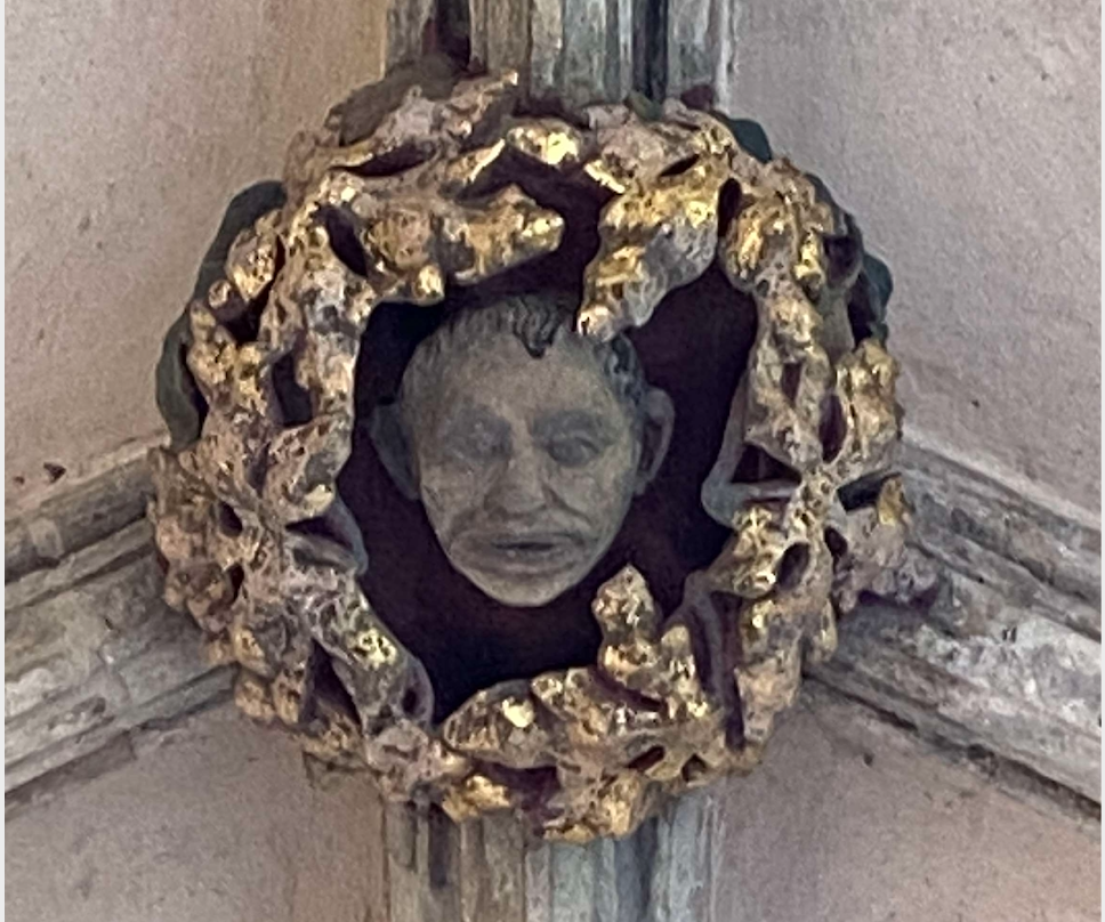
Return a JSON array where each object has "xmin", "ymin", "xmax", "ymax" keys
[{"xmin": 150, "ymin": 66, "xmax": 909, "ymax": 842}]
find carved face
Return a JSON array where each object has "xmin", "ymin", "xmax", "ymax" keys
[{"xmin": 399, "ymin": 324, "xmax": 671, "ymax": 607}]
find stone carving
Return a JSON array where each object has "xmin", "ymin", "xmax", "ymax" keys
[
  {"xmin": 150, "ymin": 62, "xmax": 907, "ymax": 842},
  {"xmin": 370, "ymin": 291, "xmax": 674, "ymax": 607}
]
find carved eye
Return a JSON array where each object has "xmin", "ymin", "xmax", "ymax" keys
[{"xmin": 546, "ymin": 436, "xmax": 601, "ymax": 467}]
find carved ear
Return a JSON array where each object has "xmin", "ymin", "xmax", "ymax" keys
[
  {"xmin": 368, "ymin": 401, "xmax": 420, "ymax": 501},
  {"xmin": 634, "ymin": 387, "xmax": 675, "ymax": 495}
]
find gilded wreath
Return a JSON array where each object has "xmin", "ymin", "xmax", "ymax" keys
[{"xmin": 151, "ymin": 65, "xmax": 908, "ymax": 843}]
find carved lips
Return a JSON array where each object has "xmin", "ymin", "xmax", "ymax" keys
[{"xmin": 453, "ymin": 528, "xmax": 592, "ymax": 580}]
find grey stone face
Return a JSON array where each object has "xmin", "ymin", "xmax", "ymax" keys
[{"xmin": 376, "ymin": 297, "xmax": 674, "ymax": 607}]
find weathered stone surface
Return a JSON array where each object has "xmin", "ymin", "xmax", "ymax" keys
[
  {"xmin": 794, "ymin": 443, "xmax": 1101, "ymax": 804},
  {"xmin": 4, "ymin": 669, "xmax": 130, "ymax": 770},
  {"xmin": 4, "ymin": 438, "xmax": 1099, "ymax": 817},
  {"xmin": 5, "ymin": 519, "xmax": 153, "ymax": 612},
  {"xmin": 7, "ymin": 689, "xmax": 1099, "ymax": 922},
  {"xmin": 468, "ymin": 0, "xmax": 637, "ymax": 107},
  {"xmin": 5, "ymin": 452, "xmax": 152, "ymax": 583},
  {"xmin": 796, "ymin": 441, "xmax": 1103, "ymax": 805},
  {"xmin": 664, "ymin": 0, "xmax": 742, "ymax": 116},
  {"xmin": 812, "ymin": 602, "xmax": 1101, "ymax": 801},
  {"xmin": 114, "ymin": 615, "xmax": 218, "ymax": 708},
  {"xmin": 375, "ymin": 790, "xmax": 723, "ymax": 922},
  {"xmin": 6, "ymin": 584, "xmax": 115, "ymax": 722},
  {"xmin": 150, "ymin": 67, "xmax": 908, "ymax": 841},
  {"xmin": 384, "ymin": 0, "xmax": 436, "ymax": 71},
  {"xmin": 4, "ymin": 734, "xmax": 139, "ymax": 821},
  {"xmin": 5, "ymin": 669, "xmax": 232, "ymax": 798},
  {"xmin": 5, "ymin": 523, "xmax": 228, "ymax": 793},
  {"xmin": 925, "ymin": 533, "xmax": 1100, "ymax": 641},
  {"xmin": 6, "ymin": 538, "xmax": 179, "ymax": 725},
  {"xmin": 901, "ymin": 441, "xmax": 1101, "ymax": 633}
]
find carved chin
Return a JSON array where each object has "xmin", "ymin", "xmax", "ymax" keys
[
  {"xmin": 466, "ymin": 570, "xmax": 579, "ymax": 605},
  {"xmin": 454, "ymin": 561, "xmax": 588, "ymax": 608}
]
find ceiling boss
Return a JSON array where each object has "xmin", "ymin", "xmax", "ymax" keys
[{"xmin": 151, "ymin": 62, "xmax": 911, "ymax": 842}]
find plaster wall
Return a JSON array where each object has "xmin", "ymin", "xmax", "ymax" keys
[
  {"xmin": 7, "ymin": 0, "xmax": 1100, "ymax": 522},
  {"xmin": 5, "ymin": 0, "xmax": 387, "ymax": 505},
  {"xmin": 725, "ymin": 0, "xmax": 1101, "ymax": 517},
  {"xmin": 6, "ymin": 694, "xmax": 1099, "ymax": 921}
]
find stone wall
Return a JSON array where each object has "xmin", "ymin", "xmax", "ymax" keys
[
  {"xmin": 5, "ymin": 0, "xmax": 388, "ymax": 505},
  {"xmin": 665, "ymin": 0, "xmax": 1102, "ymax": 518},
  {"xmin": 4, "ymin": 0, "xmax": 1099, "ymax": 841},
  {"xmin": 6, "ymin": 443, "xmax": 1099, "ymax": 809}
]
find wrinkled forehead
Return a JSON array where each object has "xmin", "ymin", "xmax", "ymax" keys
[{"xmin": 401, "ymin": 326, "xmax": 635, "ymax": 434}]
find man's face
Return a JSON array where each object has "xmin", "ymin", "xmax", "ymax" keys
[{"xmin": 406, "ymin": 327, "xmax": 643, "ymax": 607}]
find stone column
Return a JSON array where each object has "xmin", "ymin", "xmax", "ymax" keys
[
  {"xmin": 467, "ymin": 0, "xmax": 640, "ymax": 107},
  {"xmin": 661, "ymin": 0, "xmax": 742, "ymax": 114},
  {"xmin": 373, "ymin": 791, "xmax": 724, "ymax": 922},
  {"xmin": 354, "ymin": 4, "xmax": 730, "ymax": 920},
  {"xmin": 383, "ymin": 0, "xmax": 646, "ymax": 106}
]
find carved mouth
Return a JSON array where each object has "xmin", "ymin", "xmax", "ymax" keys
[{"xmin": 461, "ymin": 531, "xmax": 589, "ymax": 575}]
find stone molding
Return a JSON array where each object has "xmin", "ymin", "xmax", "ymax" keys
[{"xmin": 5, "ymin": 440, "xmax": 1099, "ymax": 811}]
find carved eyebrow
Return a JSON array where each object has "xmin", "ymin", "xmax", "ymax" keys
[{"xmin": 532, "ymin": 409, "xmax": 616, "ymax": 443}]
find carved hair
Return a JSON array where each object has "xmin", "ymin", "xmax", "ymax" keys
[{"xmin": 399, "ymin": 291, "xmax": 648, "ymax": 424}]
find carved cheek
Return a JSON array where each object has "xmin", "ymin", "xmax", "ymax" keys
[
  {"xmin": 419, "ymin": 460, "xmax": 490, "ymax": 539},
  {"xmin": 551, "ymin": 440, "xmax": 638, "ymax": 522}
]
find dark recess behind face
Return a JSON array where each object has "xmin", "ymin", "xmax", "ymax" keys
[{"xmin": 337, "ymin": 156, "xmax": 758, "ymax": 721}]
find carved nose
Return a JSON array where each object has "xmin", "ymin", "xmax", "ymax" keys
[{"xmin": 488, "ymin": 449, "xmax": 546, "ymax": 516}]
